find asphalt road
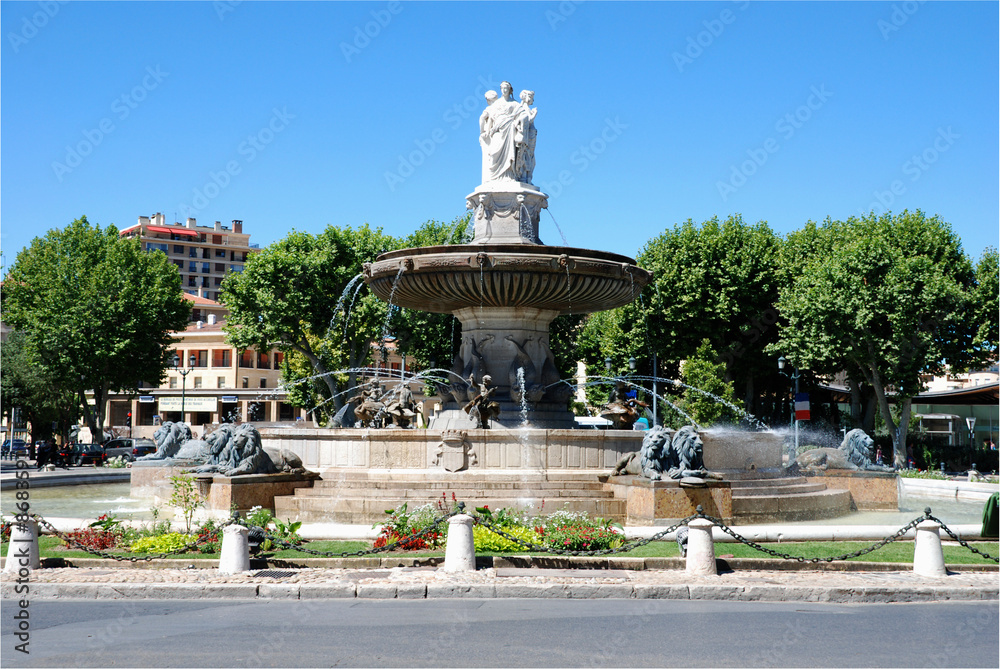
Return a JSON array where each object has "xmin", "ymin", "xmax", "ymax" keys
[{"xmin": 2, "ymin": 599, "xmax": 998, "ymax": 667}]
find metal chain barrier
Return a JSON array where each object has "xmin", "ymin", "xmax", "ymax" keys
[
  {"xmin": 926, "ymin": 510, "xmax": 999, "ymax": 563},
  {"xmin": 31, "ymin": 513, "xmax": 238, "ymax": 563}
]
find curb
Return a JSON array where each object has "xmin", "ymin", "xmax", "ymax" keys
[{"xmin": 3, "ymin": 580, "xmax": 996, "ymax": 603}]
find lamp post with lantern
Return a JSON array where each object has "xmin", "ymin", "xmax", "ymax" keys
[{"xmin": 172, "ymin": 353, "xmax": 197, "ymax": 423}]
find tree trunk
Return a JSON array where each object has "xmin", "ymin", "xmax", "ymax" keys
[{"xmin": 79, "ymin": 388, "xmax": 100, "ymax": 443}]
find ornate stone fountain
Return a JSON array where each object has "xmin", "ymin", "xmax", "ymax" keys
[
  {"xmin": 364, "ymin": 81, "xmax": 652, "ymax": 429},
  {"xmin": 266, "ymin": 81, "xmax": 869, "ymax": 526}
]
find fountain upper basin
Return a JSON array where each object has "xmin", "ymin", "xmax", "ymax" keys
[{"xmin": 365, "ymin": 244, "xmax": 652, "ymax": 315}]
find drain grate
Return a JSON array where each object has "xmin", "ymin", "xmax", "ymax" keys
[{"xmin": 253, "ymin": 570, "xmax": 297, "ymax": 579}]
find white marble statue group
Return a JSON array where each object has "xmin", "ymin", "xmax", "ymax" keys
[{"xmin": 479, "ymin": 81, "xmax": 537, "ymax": 185}]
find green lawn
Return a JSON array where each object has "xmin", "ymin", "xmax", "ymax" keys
[{"xmin": 5, "ymin": 537, "xmax": 997, "ymax": 565}]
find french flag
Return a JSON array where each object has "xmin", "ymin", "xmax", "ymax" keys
[{"xmin": 794, "ymin": 393, "xmax": 811, "ymax": 421}]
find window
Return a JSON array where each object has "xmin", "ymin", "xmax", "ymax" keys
[
  {"xmin": 189, "ymin": 261, "xmax": 197, "ymax": 272},
  {"xmin": 191, "ymin": 350, "xmax": 208, "ymax": 367},
  {"xmin": 193, "ymin": 377, "xmax": 203, "ymax": 389},
  {"xmin": 217, "ymin": 376, "xmax": 226, "ymax": 389},
  {"xmin": 259, "ymin": 378, "xmax": 267, "ymax": 389},
  {"xmin": 257, "ymin": 351, "xmax": 269, "ymax": 369},
  {"xmin": 189, "ymin": 248, "xmax": 198, "ymax": 257},
  {"xmin": 173, "ymin": 260, "xmax": 184, "ymax": 269},
  {"xmin": 169, "ymin": 377, "xmax": 178, "ymax": 389},
  {"xmin": 229, "ymin": 265, "xmax": 244, "ymax": 273},
  {"xmin": 215, "ymin": 263, "xmax": 226, "ymax": 272},
  {"xmin": 173, "ymin": 245, "xmax": 185, "ymax": 254},
  {"xmin": 188, "ymin": 276, "xmax": 196, "ymax": 287},
  {"xmin": 274, "ymin": 352, "xmax": 284, "ymax": 368},
  {"xmin": 201, "ymin": 263, "xmax": 211, "ymax": 273},
  {"xmin": 213, "ymin": 235, "xmax": 222, "ymax": 244},
  {"xmin": 240, "ymin": 351, "xmax": 254, "ymax": 368},
  {"xmin": 191, "ymin": 309, "xmax": 202, "ymax": 321},
  {"xmin": 214, "ymin": 277, "xmax": 223, "ymax": 286},
  {"xmin": 146, "ymin": 243, "xmax": 169, "ymax": 253},
  {"xmin": 242, "ymin": 377, "xmax": 249, "ymax": 389},
  {"xmin": 216, "ymin": 249, "xmax": 226, "ymax": 258},
  {"xmin": 212, "ymin": 350, "xmax": 231, "ymax": 367},
  {"xmin": 202, "ymin": 249, "xmax": 211, "ymax": 259}
]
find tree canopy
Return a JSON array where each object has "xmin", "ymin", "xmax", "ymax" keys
[
  {"xmin": 772, "ymin": 210, "xmax": 988, "ymax": 466},
  {"xmin": 1, "ymin": 216, "xmax": 190, "ymax": 441}
]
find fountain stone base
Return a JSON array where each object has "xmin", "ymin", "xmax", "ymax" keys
[
  {"xmin": 604, "ymin": 475, "xmax": 733, "ymax": 525},
  {"xmin": 802, "ymin": 471, "xmax": 899, "ymax": 511},
  {"xmin": 130, "ymin": 461, "xmax": 319, "ymax": 514}
]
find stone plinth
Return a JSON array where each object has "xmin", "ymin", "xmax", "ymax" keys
[
  {"xmin": 130, "ymin": 461, "xmax": 319, "ymax": 513},
  {"xmin": 803, "ymin": 471, "xmax": 899, "ymax": 510},
  {"xmin": 700, "ymin": 430, "xmax": 783, "ymax": 475},
  {"xmin": 604, "ymin": 475, "xmax": 732, "ymax": 526}
]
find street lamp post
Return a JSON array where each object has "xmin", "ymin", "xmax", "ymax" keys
[
  {"xmin": 778, "ymin": 356, "xmax": 802, "ymax": 464},
  {"xmin": 172, "ymin": 353, "xmax": 196, "ymax": 423}
]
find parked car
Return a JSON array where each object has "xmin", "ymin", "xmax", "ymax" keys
[
  {"xmin": 2, "ymin": 438, "xmax": 29, "ymax": 458},
  {"xmin": 102, "ymin": 438, "xmax": 156, "ymax": 462},
  {"xmin": 71, "ymin": 442, "xmax": 107, "ymax": 466}
]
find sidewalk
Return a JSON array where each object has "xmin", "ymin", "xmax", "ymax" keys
[{"xmin": 2, "ymin": 562, "xmax": 997, "ymax": 603}]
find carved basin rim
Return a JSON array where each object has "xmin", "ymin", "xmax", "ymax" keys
[{"xmin": 365, "ymin": 244, "xmax": 653, "ymax": 315}]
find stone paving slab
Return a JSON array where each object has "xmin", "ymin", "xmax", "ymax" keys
[{"xmin": 2, "ymin": 565, "xmax": 996, "ymax": 603}]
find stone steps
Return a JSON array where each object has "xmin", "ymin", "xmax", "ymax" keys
[{"xmin": 731, "ymin": 488, "xmax": 852, "ymax": 523}]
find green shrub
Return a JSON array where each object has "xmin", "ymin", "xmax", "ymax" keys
[
  {"xmin": 128, "ymin": 533, "xmax": 197, "ymax": 554},
  {"xmin": 472, "ymin": 524, "xmax": 539, "ymax": 552}
]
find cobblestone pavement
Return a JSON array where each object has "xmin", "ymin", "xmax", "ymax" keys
[{"xmin": 3, "ymin": 565, "xmax": 997, "ymax": 602}]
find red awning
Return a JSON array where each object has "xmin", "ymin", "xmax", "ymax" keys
[{"xmin": 147, "ymin": 225, "xmax": 199, "ymax": 237}]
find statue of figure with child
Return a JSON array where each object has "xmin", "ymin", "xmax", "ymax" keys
[{"xmin": 479, "ymin": 81, "xmax": 538, "ymax": 185}]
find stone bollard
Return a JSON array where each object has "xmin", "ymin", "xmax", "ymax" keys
[
  {"xmin": 4, "ymin": 518, "xmax": 40, "ymax": 573},
  {"xmin": 443, "ymin": 514, "xmax": 476, "ymax": 572},
  {"xmin": 913, "ymin": 517, "xmax": 947, "ymax": 577},
  {"xmin": 218, "ymin": 524, "xmax": 250, "ymax": 574},
  {"xmin": 685, "ymin": 518, "xmax": 717, "ymax": 576}
]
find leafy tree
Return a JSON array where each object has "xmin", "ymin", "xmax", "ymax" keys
[
  {"xmin": 772, "ymin": 210, "xmax": 983, "ymax": 467},
  {"xmin": 670, "ymin": 339, "xmax": 742, "ymax": 427},
  {"xmin": 1, "ymin": 217, "xmax": 190, "ymax": 442},
  {"xmin": 221, "ymin": 224, "xmax": 395, "ymax": 423},
  {"xmin": 632, "ymin": 215, "xmax": 784, "ymax": 418},
  {"xmin": 0, "ymin": 330, "xmax": 80, "ymax": 442}
]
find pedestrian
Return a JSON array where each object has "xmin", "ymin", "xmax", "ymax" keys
[
  {"xmin": 875, "ymin": 446, "xmax": 883, "ymax": 465},
  {"xmin": 35, "ymin": 439, "xmax": 52, "ymax": 470}
]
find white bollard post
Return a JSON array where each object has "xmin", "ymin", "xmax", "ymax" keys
[
  {"xmin": 685, "ymin": 517, "xmax": 717, "ymax": 576},
  {"xmin": 4, "ymin": 518, "xmax": 40, "ymax": 573},
  {"xmin": 913, "ymin": 518, "xmax": 947, "ymax": 577},
  {"xmin": 218, "ymin": 524, "xmax": 250, "ymax": 574},
  {"xmin": 443, "ymin": 514, "xmax": 476, "ymax": 572}
]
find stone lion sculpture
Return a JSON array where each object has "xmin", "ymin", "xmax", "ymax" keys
[
  {"xmin": 187, "ymin": 423, "xmax": 277, "ymax": 477},
  {"xmin": 612, "ymin": 425, "xmax": 717, "ymax": 481},
  {"xmin": 138, "ymin": 422, "xmax": 202, "ymax": 461},
  {"xmin": 791, "ymin": 429, "xmax": 893, "ymax": 472}
]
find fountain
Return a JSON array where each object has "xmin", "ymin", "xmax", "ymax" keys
[{"xmin": 264, "ymin": 82, "xmax": 876, "ymax": 526}]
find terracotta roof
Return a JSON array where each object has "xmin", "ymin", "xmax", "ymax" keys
[{"xmin": 184, "ymin": 294, "xmax": 224, "ymax": 307}]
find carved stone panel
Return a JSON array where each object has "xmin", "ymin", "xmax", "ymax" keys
[{"xmin": 432, "ymin": 430, "xmax": 477, "ymax": 472}]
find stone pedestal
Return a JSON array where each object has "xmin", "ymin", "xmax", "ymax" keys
[
  {"xmin": 218, "ymin": 525, "xmax": 250, "ymax": 574},
  {"xmin": 802, "ymin": 471, "xmax": 899, "ymax": 510},
  {"xmin": 913, "ymin": 519, "xmax": 947, "ymax": 577},
  {"xmin": 3, "ymin": 519, "xmax": 39, "ymax": 573},
  {"xmin": 465, "ymin": 182, "xmax": 547, "ymax": 245},
  {"xmin": 686, "ymin": 518, "xmax": 717, "ymax": 576},
  {"xmin": 604, "ymin": 475, "xmax": 732, "ymax": 525},
  {"xmin": 443, "ymin": 514, "xmax": 476, "ymax": 572},
  {"xmin": 131, "ymin": 461, "xmax": 319, "ymax": 514}
]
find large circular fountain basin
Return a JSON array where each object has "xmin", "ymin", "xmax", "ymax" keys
[{"xmin": 365, "ymin": 244, "xmax": 652, "ymax": 315}]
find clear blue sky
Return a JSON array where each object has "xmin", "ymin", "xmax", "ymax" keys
[{"xmin": 2, "ymin": 1, "xmax": 997, "ymax": 270}]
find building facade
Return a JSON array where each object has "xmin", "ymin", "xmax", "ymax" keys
[{"xmin": 119, "ymin": 212, "xmax": 257, "ymax": 302}]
